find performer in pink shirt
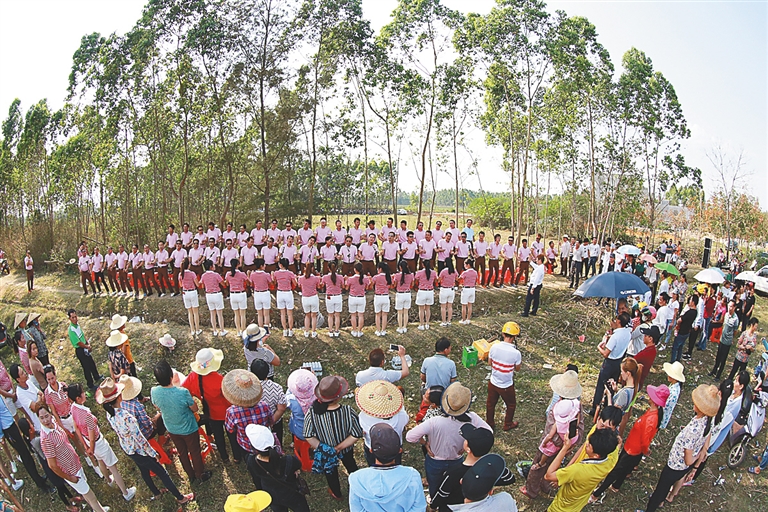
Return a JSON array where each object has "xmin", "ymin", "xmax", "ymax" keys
[
  {"xmin": 250, "ymin": 220, "xmax": 267, "ymax": 250},
  {"xmin": 545, "ymin": 240, "xmax": 557, "ymax": 274},
  {"xmin": 473, "ymin": 231, "xmax": 489, "ymax": 287},
  {"xmin": 459, "ymin": 259, "xmax": 478, "ymax": 324},
  {"xmin": 166, "ymin": 224, "xmax": 179, "ymax": 248},
  {"xmin": 399, "ymin": 231, "xmax": 419, "ymax": 273},
  {"xmin": 91, "ymin": 247, "xmax": 111, "ymax": 296},
  {"xmin": 104, "ymin": 247, "xmax": 120, "ymax": 296},
  {"xmin": 79, "ymin": 251, "xmax": 96, "ymax": 296},
  {"xmin": 206, "ymin": 221, "xmax": 222, "ymax": 247},
  {"xmin": 413, "ymin": 221, "xmax": 426, "ymax": 245},
  {"xmin": 432, "ymin": 221, "xmax": 444, "ymax": 242},
  {"xmin": 194, "ymin": 225, "xmax": 207, "ymax": 246},
  {"xmin": 338, "ymin": 236, "xmax": 357, "ymax": 276},
  {"xmin": 454, "ymin": 232, "xmax": 471, "ymax": 271},
  {"xmin": 397, "ymin": 220, "xmax": 409, "ymax": 244},
  {"xmin": 169, "ymin": 240, "xmax": 187, "ymax": 296},
  {"xmin": 115, "ymin": 245, "xmax": 132, "ymax": 295},
  {"xmin": 488, "ymin": 234, "xmax": 502, "ymax": 287},
  {"xmin": 298, "ymin": 263, "xmax": 321, "ymax": 338},
  {"xmin": 260, "ymin": 238, "xmax": 279, "ymax": 273},
  {"xmin": 24, "ymin": 249, "xmax": 34, "ymax": 292},
  {"xmin": 358, "ymin": 234, "xmax": 378, "ymax": 277},
  {"xmin": 446, "ymin": 219, "xmax": 460, "ymax": 240},
  {"xmin": 379, "ymin": 218, "xmax": 396, "ymax": 242},
  {"xmin": 179, "ymin": 258, "xmax": 202, "ymax": 336},
  {"xmin": 224, "ymin": 259, "xmax": 249, "ymax": 336},
  {"xmin": 128, "ymin": 245, "xmax": 146, "ymax": 299},
  {"xmin": 364, "ymin": 220, "xmax": 379, "ymax": 243},
  {"xmin": 332, "ymin": 220, "xmax": 347, "ymax": 250},
  {"xmin": 372, "ymin": 262, "xmax": 393, "ymax": 336},
  {"xmin": 348, "ymin": 217, "xmax": 363, "ymax": 246},
  {"xmin": 280, "ymin": 221, "xmax": 297, "ymax": 246},
  {"xmin": 279, "ymin": 236, "xmax": 298, "ymax": 273},
  {"xmin": 240, "ymin": 237, "xmax": 259, "ymax": 273},
  {"xmin": 320, "ymin": 262, "xmax": 343, "ymax": 337},
  {"xmin": 154, "ymin": 241, "xmax": 171, "ymax": 297},
  {"xmin": 142, "ymin": 244, "xmax": 162, "ymax": 296},
  {"xmin": 380, "ymin": 231, "xmax": 399, "ymax": 273},
  {"xmin": 266, "ymin": 219, "xmax": 281, "ymax": 247},
  {"xmin": 188, "ymin": 239, "xmax": 205, "ymax": 277},
  {"xmin": 204, "ymin": 238, "xmax": 221, "ymax": 273},
  {"xmin": 393, "ymin": 260, "xmax": 414, "ymax": 333},
  {"xmin": 515, "ymin": 239, "xmax": 532, "ymax": 285},
  {"xmin": 414, "ymin": 261, "xmax": 437, "ymax": 330},
  {"xmin": 436, "ymin": 231, "xmax": 456, "ymax": 273},
  {"xmin": 249, "ymin": 259, "xmax": 272, "ymax": 328},
  {"xmin": 222, "ymin": 222, "xmax": 238, "ymax": 246},
  {"xmin": 319, "ymin": 237, "xmax": 338, "ymax": 274},
  {"xmin": 298, "ymin": 236, "xmax": 319, "ymax": 270},
  {"xmin": 297, "ymin": 219, "xmax": 313, "ymax": 246},
  {"xmin": 200, "ymin": 259, "xmax": 226, "ymax": 336},
  {"xmin": 273, "ymin": 258, "xmax": 297, "ymax": 337},
  {"xmin": 437, "ymin": 258, "xmax": 457, "ymax": 326},
  {"xmin": 180, "ymin": 223, "xmax": 194, "ymax": 249},
  {"xmin": 500, "ymin": 236, "xmax": 517, "ymax": 288},
  {"xmin": 418, "ymin": 231, "xmax": 437, "ymax": 270},
  {"xmin": 315, "ymin": 217, "xmax": 332, "ymax": 248},
  {"xmin": 237, "ymin": 224, "xmax": 250, "ymax": 248},
  {"xmin": 345, "ymin": 263, "xmax": 371, "ymax": 337}
]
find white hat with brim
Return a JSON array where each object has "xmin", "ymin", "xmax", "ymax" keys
[
  {"xmin": 118, "ymin": 375, "xmax": 143, "ymax": 401},
  {"xmin": 190, "ymin": 348, "xmax": 223, "ymax": 376},
  {"xmin": 553, "ymin": 398, "xmax": 580, "ymax": 423},
  {"xmin": 13, "ymin": 313, "xmax": 26, "ymax": 329},
  {"xmin": 106, "ymin": 330, "xmax": 128, "ymax": 348},
  {"xmin": 244, "ymin": 324, "xmax": 268, "ymax": 343},
  {"xmin": 663, "ymin": 361, "xmax": 686, "ymax": 382},
  {"xmin": 109, "ymin": 314, "xmax": 128, "ymax": 331},
  {"xmin": 27, "ymin": 312, "xmax": 41, "ymax": 324},
  {"xmin": 159, "ymin": 334, "xmax": 177, "ymax": 349},
  {"xmin": 549, "ymin": 370, "xmax": 582, "ymax": 400}
]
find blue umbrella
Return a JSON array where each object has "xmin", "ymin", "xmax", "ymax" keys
[{"xmin": 573, "ymin": 272, "xmax": 651, "ymax": 299}]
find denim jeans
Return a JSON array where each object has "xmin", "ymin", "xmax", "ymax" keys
[
  {"xmin": 424, "ymin": 455, "xmax": 463, "ymax": 499},
  {"xmin": 758, "ymin": 443, "xmax": 768, "ymax": 470},
  {"xmin": 698, "ymin": 317, "xmax": 712, "ymax": 350},
  {"xmin": 661, "ymin": 320, "xmax": 674, "ymax": 347},
  {"xmin": 671, "ymin": 333, "xmax": 687, "ymax": 363}
]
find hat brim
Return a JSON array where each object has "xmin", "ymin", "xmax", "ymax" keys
[
  {"xmin": 662, "ymin": 362, "xmax": 686, "ymax": 382},
  {"xmin": 692, "ymin": 386, "xmax": 719, "ymax": 417},
  {"xmin": 190, "ymin": 349, "xmax": 224, "ymax": 376},
  {"xmin": 13, "ymin": 313, "xmax": 27, "ymax": 329},
  {"xmin": 441, "ymin": 384, "xmax": 471, "ymax": 416},
  {"xmin": 549, "ymin": 373, "xmax": 583, "ymax": 400},
  {"xmin": 95, "ymin": 382, "xmax": 125, "ymax": 404},
  {"xmin": 105, "ymin": 332, "xmax": 128, "ymax": 347},
  {"xmin": 222, "ymin": 370, "xmax": 263, "ymax": 407},
  {"xmin": 27, "ymin": 312, "xmax": 41, "ymax": 323},
  {"xmin": 647, "ymin": 385, "xmax": 668, "ymax": 407},
  {"xmin": 120, "ymin": 376, "xmax": 143, "ymax": 401},
  {"xmin": 109, "ymin": 315, "xmax": 128, "ymax": 331},
  {"xmin": 315, "ymin": 378, "xmax": 349, "ymax": 403},
  {"xmin": 354, "ymin": 381, "xmax": 403, "ymax": 419},
  {"xmin": 245, "ymin": 327, "xmax": 268, "ymax": 342}
]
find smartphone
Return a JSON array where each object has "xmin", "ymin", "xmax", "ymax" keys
[
  {"xmin": 568, "ymin": 418, "xmax": 578, "ymax": 439},
  {"xmin": 389, "ymin": 344, "xmax": 399, "ymax": 352}
]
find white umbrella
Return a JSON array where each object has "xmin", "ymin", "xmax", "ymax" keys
[
  {"xmin": 694, "ymin": 268, "xmax": 725, "ymax": 284},
  {"xmin": 616, "ymin": 244, "xmax": 642, "ymax": 256}
]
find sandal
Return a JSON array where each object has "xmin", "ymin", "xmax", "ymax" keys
[
  {"xmin": 748, "ymin": 466, "xmax": 761, "ymax": 474},
  {"xmin": 519, "ymin": 486, "xmax": 535, "ymax": 499},
  {"xmin": 176, "ymin": 492, "xmax": 195, "ymax": 504}
]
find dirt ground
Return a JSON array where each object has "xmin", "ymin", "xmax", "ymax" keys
[{"xmin": 0, "ymin": 267, "xmax": 766, "ymax": 512}]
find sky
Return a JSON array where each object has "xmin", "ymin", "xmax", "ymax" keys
[{"xmin": 0, "ymin": 0, "xmax": 765, "ymax": 208}]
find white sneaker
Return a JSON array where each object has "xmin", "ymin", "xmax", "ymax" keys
[
  {"xmin": 425, "ymin": 324, "xmax": 430, "ymax": 330},
  {"xmin": 93, "ymin": 466, "xmax": 104, "ymax": 479},
  {"xmin": 220, "ymin": 330, "xmax": 228, "ymax": 337},
  {"xmin": 402, "ymin": 327, "xmax": 407, "ymax": 333},
  {"xmin": 418, "ymin": 325, "xmax": 426, "ymax": 331},
  {"xmin": 103, "ymin": 507, "xmax": 110, "ymax": 512},
  {"xmin": 9, "ymin": 460, "xmax": 17, "ymax": 473},
  {"xmin": 123, "ymin": 486, "xmax": 137, "ymax": 502},
  {"xmin": 160, "ymin": 293, "xmax": 166, "ymax": 297},
  {"xmin": 288, "ymin": 330, "xmax": 294, "ymax": 337},
  {"xmin": 283, "ymin": 329, "xmax": 289, "ymax": 336},
  {"xmin": 440, "ymin": 322, "xmax": 448, "ymax": 327},
  {"xmin": 11, "ymin": 479, "xmax": 23, "ymax": 491},
  {"xmin": 106, "ymin": 474, "xmax": 114, "ymax": 487},
  {"xmin": 311, "ymin": 331, "xmax": 318, "ymax": 338},
  {"xmin": 195, "ymin": 329, "xmax": 203, "ymax": 336},
  {"xmin": 380, "ymin": 330, "xmax": 386, "ymax": 336},
  {"xmin": 304, "ymin": 331, "xmax": 310, "ymax": 338},
  {"xmin": 212, "ymin": 331, "xmax": 219, "ymax": 337}
]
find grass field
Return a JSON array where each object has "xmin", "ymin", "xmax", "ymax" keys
[{"xmin": 0, "ymin": 266, "xmax": 766, "ymax": 512}]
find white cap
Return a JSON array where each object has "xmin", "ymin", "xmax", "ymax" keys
[{"xmin": 246, "ymin": 424, "xmax": 275, "ymax": 452}]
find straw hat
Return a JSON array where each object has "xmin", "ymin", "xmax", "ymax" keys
[
  {"xmin": 95, "ymin": 377, "xmax": 125, "ymax": 404},
  {"xmin": 222, "ymin": 369, "xmax": 263, "ymax": 407},
  {"xmin": 224, "ymin": 491, "xmax": 272, "ymax": 512},
  {"xmin": 549, "ymin": 370, "xmax": 582, "ymax": 400},
  {"xmin": 663, "ymin": 361, "xmax": 686, "ymax": 383},
  {"xmin": 190, "ymin": 348, "xmax": 223, "ymax": 376},
  {"xmin": 441, "ymin": 382, "xmax": 472, "ymax": 417},
  {"xmin": 26, "ymin": 312, "xmax": 41, "ymax": 324},
  {"xmin": 109, "ymin": 314, "xmax": 128, "ymax": 331},
  {"xmin": 159, "ymin": 334, "xmax": 176, "ymax": 349},
  {"xmin": 314, "ymin": 376, "xmax": 349, "ymax": 403},
  {"xmin": 355, "ymin": 380, "xmax": 403, "ymax": 419},
  {"xmin": 105, "ymin": 330, "xmax": 128, "ymax": 348},
  {"xmin": 13, "ymin": 313, "xmax": 26, "ymax": 329},
  {"xmin": 118, "ymin": 375, "xmax": 143, "ymax": 401},
  {"xmin": 692, "ymin": 384, "xmax": 720, "ymax": 417},
  {"xmin": 647, "ymin": 384, "xmax": 670, "ymax": 407}
]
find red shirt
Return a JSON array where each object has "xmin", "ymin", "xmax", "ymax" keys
[
  {"xmin": 249, "ymin": 271, "xmax": 271, "ymax": 292},
  {"xmin": 460, "ymin": 268, "xmax": 478, "ymax": 287},
  {"xmin": 71, "ymin": 403, "xmax": 101, "ymax": 445},
  {"xmin": 274, "ymin": 269, "xmax": 295, "ymax": 292},
  {"xmin": 180, "ymin": 269, "xmax": 197, "ymax": 291},
  {"xmin": 415, "ymin": 269, "xmax": 437, "ymax": 290},
  {"xmin": 45, "ymin": 382, "xmax": 72, "ymax": 417},
  {"xmin": 227, "ymin": 270, "xmax": 248, "ymax": 292},
  {"xmin": 322, "ymin": 273, "xmax": 343, "ymax": 295},
  {"xmin": 623, "ymin": 408, "xmax": 660, "ymax": 456},
  {"xmin": 372, "ymin": 274, "xmax": 391, "ymax": 294},
  {"xmin": 299, "ymin": 275, "xmax": 320, "ymax": 297},
  {"xmin": 394, "ymin": 272, "xmax": 414, "ymax": 293},
  {"xmin": 41, "ymin": 424, "xmax": 81, "ymax": 476},
  {"xmin": 200, "ymin": 271, "xmax": 224, "ymax": 293},
  {"xmin": 182, "ymin": 371, "xmax": 231, "ymax": 421},
  {"xmin": 347, "ymin": 275, "xmax": 370, "ymax": 297},
  {"xmin": 438, "ymin": 269, "xmax": 457, "ymax": 288},
  {"xmin": 633, "ymin": 344, "xmax": 657, "ymax": 387}
]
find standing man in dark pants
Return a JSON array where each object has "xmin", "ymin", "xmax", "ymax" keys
[
  {"xmin": 559, "ymin": 235, "xmax": 571, "ymax": 278},
  {"xmin": 67, "ymin": 309, "xmax": 102, "ymax": 391},
  {"xmin": 487, "ymin": 322, "xmax": 522, "ymax": 430},
  {"xmin": 522, "ymin": 254, "xmax": 546, "ymax": 317},
  {"xmin": 0, "ymin": 398, "xmax": 50, "ymax": 490},
  {"xmin": 569, "ymin": 239, "xmax": 584, "ymax": 289},
  {"xmin": 710, "ymin": 300, "xmax": 739, "ymax": 380},
  {"xmin": 587, "ymin": 313, "xmax": 632, "ymax": 417}
]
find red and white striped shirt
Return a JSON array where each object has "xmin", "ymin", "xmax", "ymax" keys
[
  {"xmin": 71, "ymin": 403, "xmax": 101, "ymax": 446},
  {"xmin": 45, "ymin": 383, "xmax": 71, "ymax": 418},
  {"xmin": 41, "ymin": 424, "xmax": 82, "ymax": 476}
]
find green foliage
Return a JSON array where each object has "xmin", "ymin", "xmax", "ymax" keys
[{"xmin": 469, "ymin": 195, "xmax": 511, "ymax": 230}]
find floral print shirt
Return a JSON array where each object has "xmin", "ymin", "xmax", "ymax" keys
[{"xmin": 106, "ymin": 407, "xmax": 157, "ymax": 458}]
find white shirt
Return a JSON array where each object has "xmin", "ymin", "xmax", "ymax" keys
[
  {"xmin": 489, "ymin": 342, "xmax": 521, "ymax": 388},
  {"xmin": 587, "ymin": 243, "xmax": 601, "ymax": 257},
  {"xmin": 358, "ymin": 409, "xmax": 409, "ymax": 449},
  {"xmin": 559, "ymin": 241, "xmax": 571, "ymax": 258},
  {"xmin": 654, "ymin": 305, "xmax": 673, "ymax": 333},
  {"xmin": 605, "ymin": 327, "xmax": 632, "ymax": 359},
  {"xmin": 16, "ymin": 381, "xmax": 42, "ymax": 431},
  {"xmin": 571, "ymin": 245, "xmax": 584, "ymax": 262},
  {"xmin": 529, "ymin": 261, "xmax": 545, "ymax": 287},
  {"xmin": 355, "ymin": 366, "xmax": 403, "ymax": 387}
]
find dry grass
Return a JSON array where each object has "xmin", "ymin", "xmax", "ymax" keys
[{"xmin": 0, "ymin": 267, "xmax": 766, "ymax": 512}]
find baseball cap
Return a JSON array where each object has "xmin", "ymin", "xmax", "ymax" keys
[
  {"xmin": 462, "ymin": 453, "xmax": 506, "ymax": 502},
  {"xmin": 460, "ymin": 424, "xmax": 494, "ymax": 456},
  {"xmin": 370, "ymin": 423, "xmax": 401, "ymax": 463},
  {"xmin": 640, "ymin": 325, "xmax": 661, "ymax": 342}
]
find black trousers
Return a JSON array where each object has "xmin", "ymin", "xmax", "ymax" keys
[
  {"xmin": 205, "ymin": 419, "xmax": 238, "ymax": 462},
  {"xmin": 685, "ymin": 327, "xmax": 701, "ymax": 355},
  {"xmin": 711, "ymin": 343, "xmax": 732, "ymax": 378},
  {"xmin": 523, "ymin": 284, "xmax": 542, "ymax": 315},
  {"xmin": 728, "ymin": 359, "xmax": 748, "ymax": 381},
  {"xmin": 570, "ymin": 261, "xmax": 582, "ymax": 288},
  {"xmin": 129, "ymin": 453, "xmax": 183, "ymax": 500},
  {"xmin": 3, "ymin": 423, "xmax": 48, "ymax": 489},
  {"xmin": 594, "ymin": 449, "xmax": 643, "ymax": 496},
  {"xmin": 75, "ymin": 347, "xmax": 100, "ymax": 388},
  {"xmin": 326, "ymin": 449, "xmax": 358, "ymax": 498},
  {"xmin": 592, "ymin": 358, "xmax": 622, "ymax": 409},
  {"xmin": 646, "ymin": 464, "xmax": 690, "ymax": 512}
]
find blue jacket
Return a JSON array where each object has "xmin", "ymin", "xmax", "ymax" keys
[{"xmin": 349, "ymin": 464, "xmax": 427, "ymax": 512}]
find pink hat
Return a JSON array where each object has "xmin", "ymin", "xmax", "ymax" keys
[
  {"xmin": 553, "ymin": 398, "xmax": 580, "ymax": 423},
  {"xmin": 648, "ymin": 306, "xmax": 657, "ymax": 320},
  {"xmin": 647, "ymin": 384, "xmax": 670, "ymax": 407},
  {"xmin": 287, "ymin": 369, "xmax": 318, "ymax": 414}
]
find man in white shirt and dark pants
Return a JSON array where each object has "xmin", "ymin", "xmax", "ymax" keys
[
  {"xmin": 587, "ymin": 312, "xmax": 632, "ymax": 416},
  {"xmin": 559, "ymin": 235, "xmax": 571, "ymax": 277},
  {"xmin": 521, "ymin": 254, "xmax": 546, "ymax": 317},
  {"xmin": 586, "ymin": 237, "xmax": 600, "ymax": 278},
  {"xmin": 486, "ymin": 322, "xmax": 522, "ymax": 431},
  {"xmin": 569, "ymin": 240, "xmax": 585, "ymax": 289}
]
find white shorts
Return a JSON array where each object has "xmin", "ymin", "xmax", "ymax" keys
[
  {"xmin": 206, "ymin": 291, "xmax": 224, "ymax": 311},
  {"xmin": 374, "ymin": 295, "xmax": 391, "ymax": 313},
  {"xmin": 90, "ymin": 435, "xmax": 119, "ymax": 467},
  {"xmin": 60, "ymin": 414, "xmax": 75, "ymax": 433},
  {"xmin": 325, "ymin": 294, "xmax": 343, "ymax": 313},
  {"xmin": 349, "ymin": 296, "xmax": 366, "ymax": 314},
  {"xmin": 276, "ymin": 290, "xmax": 294, "ymax": 310},
  {"xmin": 439, "ymin": 287, "xmax": 455, "ymax": 304},
  {"xmin": 461, "ymin": 287, "xmax": 476, "ymax": 305},
  {"xmin": 183, "ymin": 290, "xmax": 199, "ymax": 309},
  {"xmin": 230, "ymin": 291, "xmax": 247, "ymax": 310},
  {"xmin": 253, "ymin": 291, "xmax": 271, "ymax": 310},
  {"xmin": 416, "ymin": 289, "xmax": 434, "ymax": 306},
  {"xmin": 66, "ymin": 467, "xmax": 90, "ymax": 495},
  {"xmin": 395, "ymin": 292, "xmax": 412, "ymax": 310},
  {"xmin": 302, "ymin": 295, "xmax": 320, "ymax": 313},
  {"xmin": 2, "ymin": 396, "xmax": 17, "ymax": 417}
]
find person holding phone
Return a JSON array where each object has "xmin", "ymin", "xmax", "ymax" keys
[{"xmin": 355, "ymin": 347, "xmax": 410, "ymax": 387}]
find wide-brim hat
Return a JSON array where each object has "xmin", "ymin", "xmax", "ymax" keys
[
  {"xmin": 95, "ymin": 377, "xmax": 125, "ymax": 404},
  {"xmin": 287, "ymin": 368, "xmax": 318, "ymax": 400},
  {"xmin": 549, "ymin": 370, "xmax": 582, "ymax": 399},
  {"xmin": 355, "ymin": 380, "xmax": 403, "ymax": 419},
  {"xmin": 647, "ymin": 384, "xmax": 670, "ymax": 407},
  {"xmin": 222, "ymin": 369, "xmax": 263, "ymax": 407},
  {"xmin": 26, "ymin": 312, "xmax": 41, "ymax": 324},
  {"xmin": 118, "ymin": 375, "xmax": 143, "ymax": 401},
  {"xmin": 106, "ymin": 330, "xmax": 128, "ymax": 348},
  {"xmin": 692, "ymin": 384, "xmax": 720, "ymax": 417},
  {"xmin": 190, "ymin": 348, "xmax": 223, "ymax": 376},
  {"xmin": 315, "ymin": 376, "xmax": 349, "ymax": 403},
  {"xmin": 663, "ymin": 361, "xmax": 686, "ymax": 382},
  {"xmin": 159, "ymin": 334, "xmax": 177, "ymax": 348},
  {"xmin": 109, "ymin": 314, "xmax": 128, "ymax": 331},
  {"xmin": 244, "ymin": 324, "xmax": 268, "ymax": 343},
  {"xmin": 553, "ymin": 398, "xmax": 580, "ymax": 423},
  {"xmin": 224, "ymin": 491, "xmax": 272, "ymax": 512},
  {"xmin": 13, "ymin": 313, "xmax": 26, "ymax": 329},
  {"xmin": 442, "ymin": 382, "xmax": 472, "ymax": 417}
]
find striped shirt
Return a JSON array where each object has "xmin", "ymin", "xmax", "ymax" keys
[
  {"xmin": 71, "ymin": 403, "xmax": 101, "ymax": 446},
  {"xmin": 45, "ymin": 382, "xmax": 72, "ymax": 418},
  {"xmin": 260, "ymin": 379, "xmax": 288, "ymax": 417},
  {"xmin": 303, "ymin": 405, "xmax": 363, "ymax": 455},
  {"xmin": 41, "ymin": 424, "xmax": 82, "ymax": 476},
  {"xmin": 489, "ymin": 342, "xmax": 521, "ymax": 388}
]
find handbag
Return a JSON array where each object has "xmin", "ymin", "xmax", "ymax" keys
[
  {"xmin": 255, "ymin": 456, "xmax": 310, "ymax": 496},
  {"xmin": 197, "ymin": 373, "xmax": 210, "ymax": 427}
]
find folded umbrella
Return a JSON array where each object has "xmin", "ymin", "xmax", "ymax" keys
[{"xmin": 573, "ymin": 272, "xmax": 650, "ymax": 299}]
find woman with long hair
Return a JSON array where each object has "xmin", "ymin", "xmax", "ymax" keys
[
  {"xmin": 372, "ymin": 262, "xmax": 393, "ymax": 336},
  {"xmin": 224, "ymin": 258, "xmax": 249, "ymax": 336},
  {"xmin": 393, "ymin": 260, "xmax": 414, "ymax": 334},
  {"xmin": 320, "ymin": 262, "xmax": 343, "ymax": 337},
  {"xmin": 249, "ymin": 258, "xmax": 272, "ymax": 328},
  {"xmin": 414, "ymin": 259, "xmax": 437, "ymax": 330},
  {"xmin": 273, "ymin": 258, "xmax": 298, "ymax": 337},
  {"xmin": 200, "ymin": 259, "xmax": 226, "ymax": 336},
  {"xmin": 436, "ymin": 257, "xmax": 457, "ymax": 327},
  {"xmin": 601, "ymin": 357, "xmax": 643, "ymax": 436},
  {"xmin": 179, "ymin": 257, "xmax": 202, "ymax": 337},
  {"xmin": 299, "ymin": 263, "xmax": 321, "ymax": 338},
  {"xmin": 345, "ymin": 263, "xmax": 371, "ymax": 338}
]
